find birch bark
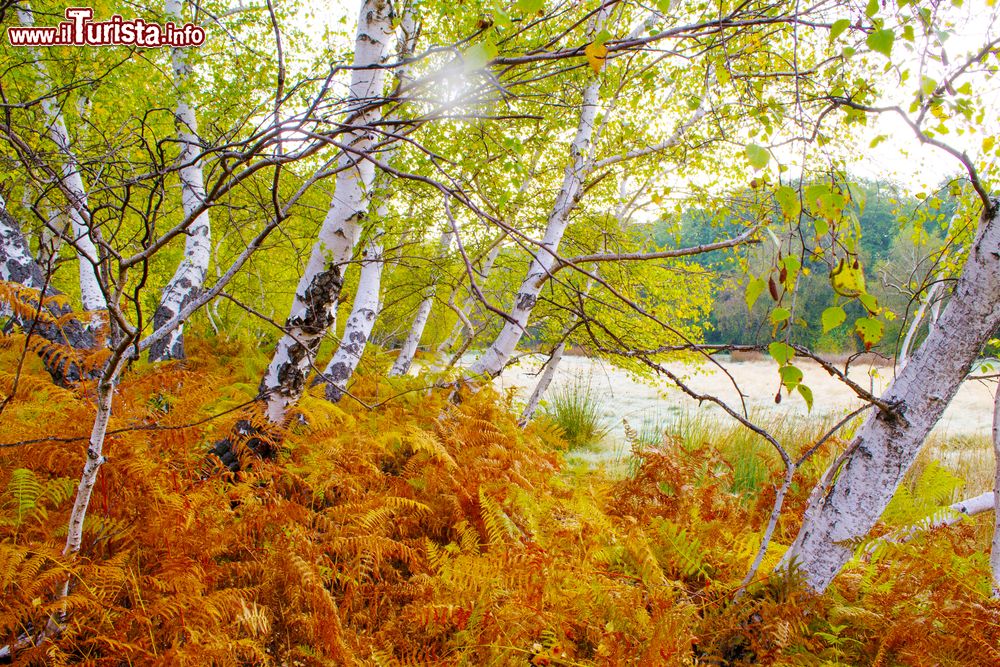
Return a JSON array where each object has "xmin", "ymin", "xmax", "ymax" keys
[
  {"xmin": 149, "ymin": 0, "xmax": 213, "ymax": 361},
  {"xmin": 16, "ymin": 5, "xmax": 106, "ymax": 313},
  {"xmin": 317, "ymin": 7, "xmax": 420, "ymax": 398},
  {"xmin": 783, "ymin": 201, "xmax": 1000, "ymax": 592},
  {"xmin": 0, "ymin": 196, "xmax": 95, "ymax": 383},
  {"xmin": 992, "ymin": 383, "xmax": 1000, "ymax": 595},
  {"xmin": 520, "ymin": 341, "xmax": 565, "ymax": 424},
  {"xmin": 388, "ymin": 228, "xmax": 454, "ymax": 376},
  {"xmin": 467, "ymin": 34, "xmax": 605, "ymax": 378},
  {"xmin": 258, "ymin": 0, "xmax": 391, "ymax": 423},
  {"xmin": 319, "ymin": 235, "xmax": 384, "ymax": 402},
  {"xmin": 519, "ymin": 177, "xmax": 642, "ymax": 423}
]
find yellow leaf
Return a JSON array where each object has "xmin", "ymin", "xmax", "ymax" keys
[
  {"xmin": 584, "ymin": 42, "xmax": 608, "ymax": 74},
  {"xmin": 830, "ymin": 258, "xmax": 866, "ymax": 297},
  {"xmin": 983, "ymin": 136, "xmax": 996, "ymax": 153}
]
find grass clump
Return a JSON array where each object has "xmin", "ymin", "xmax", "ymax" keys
[{"xmin": 541, "ymin": 375, "xmax": 611, "ymax": 450}]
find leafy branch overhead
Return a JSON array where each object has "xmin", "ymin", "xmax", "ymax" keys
[{"xmin": 0, "ymin": 0, "xmax": 999, "ymax": 661}]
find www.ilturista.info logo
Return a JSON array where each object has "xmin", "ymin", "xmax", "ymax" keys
[{"xmin": 7, "ymin": 7, "xmax": 205, "ymax": 47}]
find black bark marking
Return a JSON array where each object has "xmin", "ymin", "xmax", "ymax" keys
[
  {"xmin": 515, "ymin": 292, "xmax": 536, "ymax": 311},
  {"xmin": 206, "ymin": 419, "xmax": 275, "ymax": 473},
  {"xmin": 1, "ymin": 208, "xmax": 98, "ymax": 385},
  {"xmin": 291, "ymin": 266, "xmax": 343, "ymax": 335}
]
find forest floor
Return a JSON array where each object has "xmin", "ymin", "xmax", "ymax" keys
[{"xmin": 2, "ymin": 338, "xmax": 998, "ymax": 664}]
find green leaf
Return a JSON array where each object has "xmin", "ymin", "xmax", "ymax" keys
[
  {"xmin": 920, "ymin": 76, "xmax": 937, "ymax": 96},
  {"xmin": 745, "ymin": 144, "xmax": 770, "ymax": 170},
  {"xmin": 779, "ymin": 364, "xmax": 804, "ymax": 392},
  {"xmin": 866, "ymin": 29, "xmax": 894, "ymax": 57},
  {"xmin": 797, "ymin": 384, "xmax": 814, "ymax": 411},
  {"xmin": 768, "ymin": 341, "xmax": 795, "ymax": 365},
  {"xmin": 775, "ymin": 185, "xmax": 801, "ymax": 220},
  {"xmin": 865, "ymin": 0, "xmax": 879, "ymax": 16},
  {"xmin": 593, "ymin": 29, "xmax": 612, "ymax": 47},
  {"xmin": 746, "ymin": 277, "xmax": 767, "ymax": 310},
  {"xmin": 463, "ymin": 43, "xmax": 496, "ymax": 68},
  {"xmin": 855, "ymin": 316, "xmax": 884, "ymax": 347},
  {"xmin": 829, "ymin": 19, "xmax": 851, "ymax": 42},
  {"xmin": 516, "ymin": 0, "xmax": 544, "ymax": 14},
  {"xmin": 770, "ymin": 307, "xmax": 791, "ymax": 325},
  {"xmin": 493, "ymin": 6, "xmax": 512, "ymax": 28},
  {"xmin": 858, "ymin": 292, "xmax": 879, "ymax": 313},
  {"xmin": 822, "ymin": 306, "xmax": 847, "ymax": 332}
]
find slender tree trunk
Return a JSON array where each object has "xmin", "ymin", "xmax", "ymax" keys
[
  {"xmin": 149, "ymin": 0, "xmax": 212, "ymax": 361},
  {"xmin": 388, "ymin": 228, "xmax": 453, "ymax": 376},
  {"xmin": 258, "ymin": 0, "xmax": 391, "ymax": 424},
  {"xmin": 468, "ymin": 61, "xmax": 604, "ymax": 378},
  {"xmin": 316, "ymin": 7, "xmax": 419, "ymax": 398},
  {"xmin": 898, "ymin": 281, "xmax": 940, "ymax": 369},
  {"xmin": 992, "ymin": 382, "xmax": 1000, "ymax": 596},
  {"xmin": 520, "ymin": 341, "xmax": 565, "ymax": 425},
  {"xmin": 319, "ymin": 236, "xmax": 384, "ymax": 402},
  {"xmin": 783, "ymin": 202, "xmax": 1000, "ymax": 592},
  {"xmin": 62, "ymin": 350, "xmax": 130, "ymax": 558},
  {"xmin": 437, "ymin": 241, "xmax": 502, "ymax": 356},
  {"xmin": 16, "ymin": 5, "xmax": 106, "ymax": 313},
  {"xmin": 518, "ymin": 177, "xmax": 639, "ymax": 424}
]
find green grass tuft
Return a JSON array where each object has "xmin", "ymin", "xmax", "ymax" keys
[{"xmin": 542, "ymin": 375, "xmax": 611, "ymax": 450}]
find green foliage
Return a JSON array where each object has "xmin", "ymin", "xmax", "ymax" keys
[{"xmin": 540, "ymin": 376, "xmax": 611, "ymax": 450}]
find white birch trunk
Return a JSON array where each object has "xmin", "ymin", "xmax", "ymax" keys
[
  {"xmin": 149, "ymin": 0, "xmax": 212, "ymax": 361},
  {"xmin": 17, "ymin": 6, "xmax": 105, "ymax": 313},
  {"xmin": 992, "ymin": 383, "xmax": 1000, "ymax": 595},
  {"xmin": 0, "ymin": 194, "xmax": 47, "ymax": 293},
  {"xmin": 259, "ymin": 0, "xmax": 391, "ymax": 423},
  {"xmin": 0, "ymin": 195, "xmax": 96, "ymax": 383},
  {"xmin": 898, "ymin": 280, "xmax": 941, "ymax": 370},
  {"xmin": 388, "ymin": 228, "xmax": 454, "ymax": 376},
  {"xmin": 62, "ymin": 365, "xmax": 121, "ymax": 557},
  {"xmin": 783, "ymin": 201, "xmax": 1000, "ymax": 592},
  {"xmin": 520, "ymin": 341, "xmax": 565, "ymax": 424},
  {"xmin": 317, "ymin": 7, "xmax": 418, "ymax": 397},
  {"xmin": 467, "ymin": 74, "xmax": 603, "ymax": 378},
  {"xmin": 518, "ymin": 175, "xmax": 639, "ymax": 422},
  {"xmin": 320, "ymin": 236, "xmax": 384, "ymax": 402}
]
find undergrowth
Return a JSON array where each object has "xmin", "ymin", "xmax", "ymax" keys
[
  {"xmin": 540, "ymin": 376, "xmax": 611, "ymax": 451},
  {"xmin": 0, "ymin": 335, "xmax": 997, "ymax": 665}
]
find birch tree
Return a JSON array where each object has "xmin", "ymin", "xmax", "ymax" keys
[
  {"xmin": 149, "ymin": 0, "xmax": 213, "ymax": 361},
  {"xmin": 467, "ymin": 7, "xmax": 609, "ymax": 380},
  {"xmin": 258, "ymin": 0, "xmax": 392, "ymax": 423},
  {"xmin": 783, "ymin": 197, "xmax": 1000, "ymax": 592},
  {"xmin": 0, "ymin": 196, "xmax": 95, "ymax": 385},
  {"xmin": 14, "ymin": 4, "xmax": 106, "ymax": 314},
  {"xmin": 316, "ymin": 6, "xmax": 421, "ymax": 398},
  {"xmin": 388, "ymin": 226, "xmax": 452, "ymax": 376},
  {"xmin": 319, "ymin": 233, "xmax": 384, "ymax": 401}
]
